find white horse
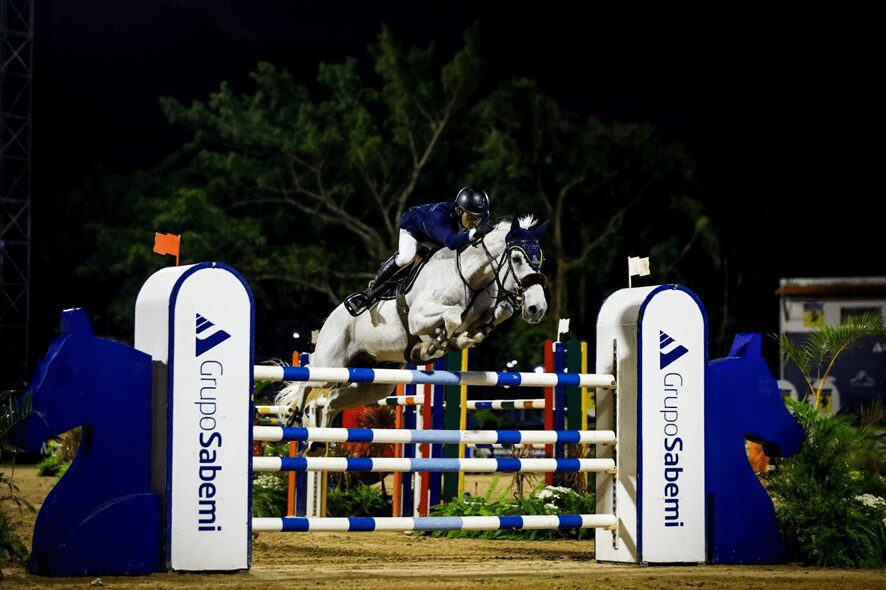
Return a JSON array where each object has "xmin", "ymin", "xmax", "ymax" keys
[{"xmin": 276, "ymin": 215, "xmax": 549, "ymax": 429}]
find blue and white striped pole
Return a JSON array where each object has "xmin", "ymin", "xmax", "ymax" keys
[
  {"xmin": 253, "ymin": 426, "xmax": 616, "ymax": 445},
  {"xmin": 252, "ymin": 456, "xmax": 616, "ymax": 473},
  {"xmin": 253, "ymin": 366, "xmax": 616, "ymax": 389},
  {"xmin": 375, "ymin": 397, "xmax": 548, "ymax": 410},
  {"xmin": 252, "ymin": 513, "xmax": 617, "ymax": 532}
]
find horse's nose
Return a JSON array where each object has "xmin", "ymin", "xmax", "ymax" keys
[{"xmin": 527, "ymin": 304, "xmax": 538, "ymax": 317}]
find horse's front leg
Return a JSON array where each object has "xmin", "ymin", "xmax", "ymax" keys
[
  {"xmin": 450, "ymin": 323, "xmax": 495, "ymax": 350},
  {"xmin": 423, "ymin": 307, "xmax": 465, "ymax": 356},
  {"xmin": 447, "ymin": 306, "xmax": 498, "ymax": 351},
  {"xmin": 408, "ymin": 300, "xmax": 462, "ymax": 361}
]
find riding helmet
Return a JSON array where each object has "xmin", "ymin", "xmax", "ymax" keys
[{"xmin": 454, "ymin": 186, "xmax": 491, "ymax": 217}]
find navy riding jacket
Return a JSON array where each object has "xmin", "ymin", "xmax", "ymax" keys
[{"xmin": 400, "ymin": 201, "xmax": 484, "ymax": 250}]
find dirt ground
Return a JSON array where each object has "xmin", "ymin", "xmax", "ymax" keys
[{"xmin": 3, "ymin": 465, "xmax": 885, "ymax": 589}]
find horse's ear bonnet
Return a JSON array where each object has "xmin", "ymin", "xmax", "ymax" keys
[{"xmin": 506, "ymin": 218, "xmax": 549, "ymax": 272}]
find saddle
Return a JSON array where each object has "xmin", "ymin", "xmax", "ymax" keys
[{"xmin": 343, "ymin": 246, "xmax": 436, "ymax": 316}]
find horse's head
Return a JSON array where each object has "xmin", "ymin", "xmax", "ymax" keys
[
  {"xmin": 502, "ymin": 216, "xmax": 550, "ymax": 324},
  {"xmin": 710, "ymin": 333, "xmax": 806, "ymax": 457},
  {"xmin": 11, "ymin": 309, "xmax": 96, "ymax": 452},
  {"xmin": 11, "ymin": 308, "xmax": 154, "ymax": 454}
]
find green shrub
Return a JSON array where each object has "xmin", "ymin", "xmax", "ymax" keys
[
  {"xmin": 35, "ymin": 448, "xmax": 70, "ymax": 478},
  {"xmin": 419, "ymin": 479, "xmax": 596, "ymax": 540},
  {"xmin": 0, "ymin": 512, "xmax": 28, "ymax": 566},
  {"xmin": 768, "ymin": 400, "xmax": 886, "ymax": 567},
  {"xmin": 252, "ymin": 473, "xmax": 288, "ymax": 517},
  {"xmin": 326, "ymin": 483, "xmax": 391, "ymax": 517},
  {"xmin": 1, "ymin": 388, "xmax": 33, "ymax": 566}
]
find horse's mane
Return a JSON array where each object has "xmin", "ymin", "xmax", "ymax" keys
[
  {"xmin": 492, "ymin": 215, "xmax": 541, "ymax": 232},
  {"xmin": 431, "ymin": 215, "xmax": 540, "ymax": 262},
  {"xmin": 482, "ymin": 215, "xmax": 540, "ymax": 248}
]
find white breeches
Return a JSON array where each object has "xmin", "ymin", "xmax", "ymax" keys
[{"xmin": 394, "ymin": 230, "xmax": 418, "ymax": 266}]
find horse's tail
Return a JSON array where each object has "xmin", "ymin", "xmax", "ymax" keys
[{"xmin": 274, "ymin": 382, "xmax": 306, "ymax": 425}]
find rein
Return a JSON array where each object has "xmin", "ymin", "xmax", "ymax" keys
[{"xmin": 396, "ymin": 224, "xmax": 548, "ymax": 363}]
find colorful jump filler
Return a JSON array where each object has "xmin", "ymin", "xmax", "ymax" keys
[{"xmin": 15, "ymin": 262, "xmax": 804, "ymax": 575}]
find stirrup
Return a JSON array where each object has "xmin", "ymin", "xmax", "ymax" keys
[{"xmin": 344, "ymin": 292, "xmax": 371, "ymax": 316}]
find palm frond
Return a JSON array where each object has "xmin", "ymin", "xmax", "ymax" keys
[{"xmin": 0, "ymin": 390, "xmax": 31, "ymax": 438}]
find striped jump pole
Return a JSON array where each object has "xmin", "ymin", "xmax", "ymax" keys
[
  {"xmin": 376, "ymin": 396, "xmax": 547, "ymax": 410},
  {"xmin": 253, "ymin": 426, "xmax": 616, "ymax": 445},
  {"xmin": 253, "ymin": 456, "xmax": 616, "ymax": 473},
  {"xmin": 255, "ymin": 405, "xmax": 288, "ymax": 415},
  {"xmin": 467, "ymin": 443, "xmax": 547, "ymax": 450},
  {"xmin": 253, "ymin": 513, "xmax": 617, "ymax": 532},
  {"xmin": 253, "ymin": 365, "xmax": 616, "ymax": 389},
  {"xmin": 255, "ymin": 418, "xmax": 284, "ymax": 426}
]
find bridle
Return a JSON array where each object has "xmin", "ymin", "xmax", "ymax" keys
[{"xmin": 456, "ymin": 233, "xmax": 548, "ymax": 313}]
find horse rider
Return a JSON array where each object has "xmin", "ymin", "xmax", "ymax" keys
[{"xmin": 344, "ymin": 186, "xmax": 492, "ymax": 315}]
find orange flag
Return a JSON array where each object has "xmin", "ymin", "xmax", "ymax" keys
[{"xmin": 153, "ymin": 232, "xmax": 181, "ymax": 266}]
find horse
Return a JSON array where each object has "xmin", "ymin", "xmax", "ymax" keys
[
  {"xmin": 11, "ymin": 308, "xmax": 161, "ymax": 575},
  {"xmin": 276, "ymin": 215, "xmax": 549, "ymax": 429},
  {"xmin": 706, "ymin": 332, "xmax": 806, "ymax": 564}
]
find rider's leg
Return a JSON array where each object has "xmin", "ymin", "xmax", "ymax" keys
[
  {"xmin": 369, "ymin": 230, "xmax": 418, "ymax": 292},
  {"xmin": 368, "ymin": 255, "xmax": 400, "ymax": 291},
  {"xmin": 394, "ymin": 230, "xmax": 418, "ymax": 266},
  {"xmin": 344, "ymin": 230, "xmax": 419, "ymax": 316}
]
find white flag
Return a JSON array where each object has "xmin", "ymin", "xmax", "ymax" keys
[
  {"xmin": 557, "ymin": 318, "xmax": 570, "ymax": 338},
  {"xmin": 628, "ymin": 256, "xmax": 651, "ymax": 277}
]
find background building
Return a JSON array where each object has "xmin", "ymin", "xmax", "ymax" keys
[{"xmin": 778, "ymin": 277, "xmax": 886, "ymax": 413}]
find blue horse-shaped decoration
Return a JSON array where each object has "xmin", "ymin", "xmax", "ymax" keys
[
  {"xmin": 706, "ymin": 333, "xmax": 806, "ymax": 563},
  {"xmin": 13, "ymin": 308, "xmax": 161, "ymax": 576}
]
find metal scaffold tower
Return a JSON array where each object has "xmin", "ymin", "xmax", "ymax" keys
[{"xmin": 0, "ymin": 0, "xmax": 34, "ymax": 384}]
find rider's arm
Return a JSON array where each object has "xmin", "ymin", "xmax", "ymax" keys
[
  {"xmin": 443, "ymin": 229, "xmax": 475, "ymax": 250},
  {"xmin": 424, "ymin": 209, "xmax": 475, "ymax": 250}
]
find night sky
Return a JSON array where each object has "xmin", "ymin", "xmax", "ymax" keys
[{"xmin": 28, "ymin": 2, "xmax": 883, "ymax": 344}]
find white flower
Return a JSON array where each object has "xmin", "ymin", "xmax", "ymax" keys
[
  {"xmin": 855, "ymin": 494, "xmax": 886, "ymax": 511},
  {"xmin": 536, "ymin": 485, "xmax": 572, "ymax": 501},
  {"xmin": 544, "ymin": 502, "xmax": 558, "ymax": 511},
  {"xmin": 254, "ymin": 473, "xmax": 284, "ymax": 490}
]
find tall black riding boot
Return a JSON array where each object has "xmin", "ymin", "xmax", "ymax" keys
[
  {"xmin": 344, "ymin": 254, "xmax": 402, "ymax": 317},
  {"xmin": 368, "ymin": 254, "xmax": 401, "ymax": 294}
]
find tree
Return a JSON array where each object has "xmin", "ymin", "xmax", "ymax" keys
[
  {"xmin": 70, "ymin": 26, "xmax": 718, "ymax": 363},
  {"xmin": 71, "ymin": 26, "xmax": 485, "ymax": 355},
  {"xmin": 159, "ymin": 26, "xmax": 485, "ymax": 304},
  {"xmin": 469, "ymin": 79, "xmax": 719, "ymax": 331}
]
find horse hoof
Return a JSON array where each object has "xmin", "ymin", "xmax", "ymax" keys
[{"xmin": 285, "ymin": 409, "xmax": 303, "ymax": 427}]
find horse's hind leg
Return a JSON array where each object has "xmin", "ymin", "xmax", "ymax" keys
[
  {"xmin": 276, "ymin": 305, "xmax": 354, "ymax": 422},
  {"xmin": 304, "ymin": 382, "xmax": 396, "ymax": 430},
  {"xmin": 276, "ymin": 383, "xmax": 309, "ymax": 425}
]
